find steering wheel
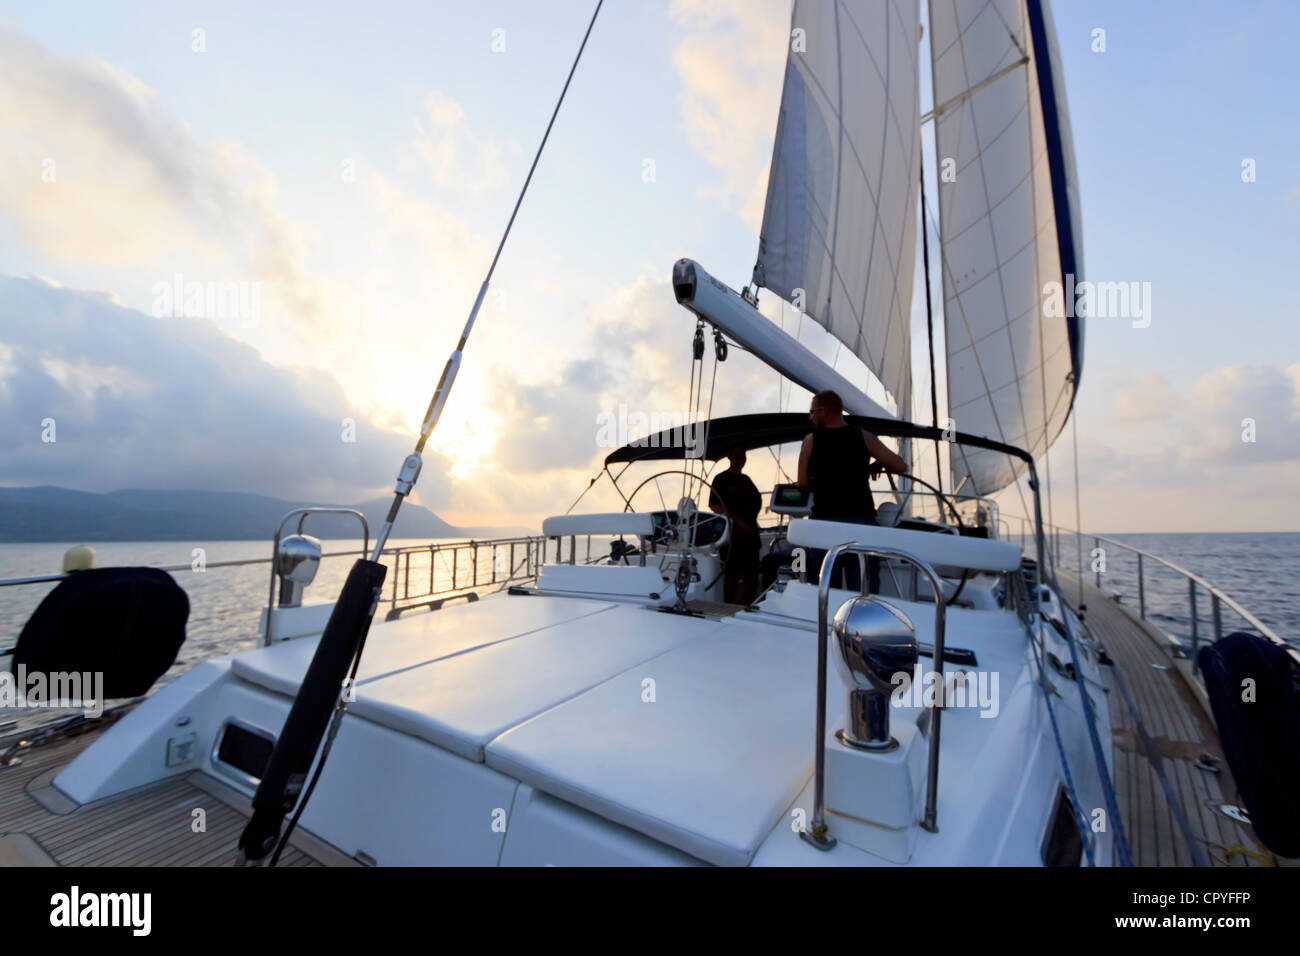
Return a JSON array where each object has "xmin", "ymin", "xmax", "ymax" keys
[
  {"xmin": 619, "ymin": 469, "xmax": 732, "ymax": 571},
  {"xmin": 880, "ymin": 472, "xmax": 967, "ymax": 530},
  {"xmin": 622, "ymin": 469, "xmax": 715, "ymax": 515}
]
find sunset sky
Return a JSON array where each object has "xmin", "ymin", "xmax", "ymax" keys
[{"xmin": 1, "ymin": 1, "xmax": 1297, "ymax": 533}]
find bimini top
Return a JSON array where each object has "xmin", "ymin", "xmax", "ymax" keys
[{"xmin": 602, "ymin": 412, "xmax": 1035, "ymax": 467}]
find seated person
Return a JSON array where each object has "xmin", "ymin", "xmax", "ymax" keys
[
  {"xmin": 708, "ymin": 445, "xmax": 762, "ymax": 604},
  {"xmin": 796, "ymin": 390, "xmax": 908, "ymax": 590}
]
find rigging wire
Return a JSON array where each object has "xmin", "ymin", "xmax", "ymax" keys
[
  {"xmin": 261, "ymin": 0, "xmax": 605, "ymax": 867},
  {"xmin": 1071, "ymin": 397, "xmax": 1085, "ymax": 610}
]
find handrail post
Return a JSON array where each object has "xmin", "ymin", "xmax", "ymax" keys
[
  {"xmin": 805, "ymin": 543, "xmax": 947, "ymax": 851},
  {"xmin": 1137, "ymin": 553, "xmax": 1146, "ymax": 620},
  {"xmin": 472, "ymin": 541, "xmax": 479, "ymax": 587},
  {"xmin": 1093, "ymin": 536, "xmax": 1100, "ymax": 589},
  {"xmin": 451, "ymin": 547, "xmax": 457, "ymax": 591},
  {"xmin": 1189, "ymin": 579, "xmax": 1200, "ymax": 672},
  {"xmin": 1211, "ymin": 593, "xmax": 1222, "ymax": 643}
]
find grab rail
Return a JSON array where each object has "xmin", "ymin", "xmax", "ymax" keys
[
  {"xmin": 265, "ymin": 508, "xmax": 369, "ymax": 645},
  {"xmin": 806, "ymin": 543, "xmax": 948, "ymax": 850}
]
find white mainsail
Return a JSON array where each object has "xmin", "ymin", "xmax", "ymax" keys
[
  {"xmin": 928, "ymin": 0, "xmax": 1084, "ymax": 494},
  {"xmin": 753, "ymin": 0, "xmax": 922, "ymax": 413}
]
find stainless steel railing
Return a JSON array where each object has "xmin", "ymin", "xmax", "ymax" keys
[
  {"xmin": 999, "ymin": 516, "xmax": 1296, "ymax": 671},
  {"xmin": 805, "ymin": 543, "xmax": 948, "ymax": 851},
  {"xmin": 383, "ymin": 535, "xmax": 550, "ymax": 614},
  {"xmin": 0, "ymin": 533, "xmax": 551, "ymax": 656}
]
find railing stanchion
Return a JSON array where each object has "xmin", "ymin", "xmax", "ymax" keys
[
  {"xmin": 389, "ymin": 549, "xmax": 398, "ymax": 614},
  {"xmin": 1212, "ymin": 593, "xmax": 1222, "ymax": 643},
  {"xmin": 1189, "ymin": 579, "xmax": 1200, "ymax": 672},
  {"xmin": 1093, "ymin": 537, "xmax": 1100, "ymax": 589},
  {"xmin": 472, "ymin": 542, "xmax": 479, "ymax": 587},
  {"xmin": 1137, "ymin": 553, "xmax": 1146, "ymax": 620}
]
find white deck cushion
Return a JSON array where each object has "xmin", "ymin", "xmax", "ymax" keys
[
  {"xmin": 348, "ymin": 604, "xmax": 714, "ymax": 762},
  {"xmin": 485, "ymin": 621, "xmax": 816, "ymax": 867},
  {"xmin": 787, "ymin": 518, "xmax": 1022, "ymax": 572},
  {"xmin": 231, "ymin": 596, "xmax": 616, "ymax": 698},
  {"xmin": 541, "ymin": 513, "xmax": 655, "ymax": 537}
]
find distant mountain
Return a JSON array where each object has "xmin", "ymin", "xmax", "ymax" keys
[{"xmin": 0, "ymin": 486, "xmax": 534, "ymax": 543}]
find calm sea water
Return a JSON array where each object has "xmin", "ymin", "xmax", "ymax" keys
[
  {"xmin": 3, "ymin": 533, "xmax": 1295, "ymax": 732},
  {"xmin": 1014, "ymin": 531, "xmax": 1300, "ymax": 649}
]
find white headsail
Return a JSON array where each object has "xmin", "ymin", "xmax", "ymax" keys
[
  {"xmin": 928, "ymin": 0, "xmax": 1084, "ymax": 494},
  {"xmin": 753, "ymin": 0, "xmax": 922, "ymax": 413}
]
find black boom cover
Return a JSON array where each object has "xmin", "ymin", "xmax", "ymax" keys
[
  {"xmin": 13, "ymin": 567, "xmax": 189, "ymax": 699},
  {"xmin": 1197, "ymin": 632, "xmax": 1300, "ymax": 858}
]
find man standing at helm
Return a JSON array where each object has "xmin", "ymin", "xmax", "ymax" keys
[
  {"xmin": 708, "ymin": 445, "xmax": 762, "ymax": 604},
  {"xmin": 797, "ymin": 389, "xmax": 908, "ymax": 590}
]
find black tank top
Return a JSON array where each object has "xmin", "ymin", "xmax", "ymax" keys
[{"xmin": 809, "ymin": 426, "xmax": 876, "ymax": 521}]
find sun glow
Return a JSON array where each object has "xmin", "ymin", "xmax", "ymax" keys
[{"xmin": 429, "ymin": 407, "xmax": 501, "ymax": 480}]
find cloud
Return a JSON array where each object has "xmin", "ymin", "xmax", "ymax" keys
[
  {"xmin": 408, "ymin": 91, "xmax": 513, "ymax": 194},
  {"xmin": 1185, "ymin": 364, "xmax": 1300, "ymax": 463},
  {"xmin": 1108, "ymin": 371, "xmax": 1180, "ymax": 424},
  {"xmin": 992, "ymin": 362, "xmax": 1300, "ymax": 532},
  {"xmin": 0, "ymin": 276, "xmax": 452, "ymax": 505},
  {"xmin": 444, "ymin": 272, "xmax": 791, "ymax": 523},
  {"xmin": 668, "ymin": 0, "xmax": 788, "ymax": 229},
  {"xmin": 0, "ymin": 26, "xmax": 350, "ymax": 332}
]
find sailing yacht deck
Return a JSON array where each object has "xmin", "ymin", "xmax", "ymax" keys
[
  {"xmin": 0, "ymin": 580, "xmax": 1272, "ymax": 867},
  {"xmin": 0, "ymin": 731, "xmax": 348, "ymax": 866},
  {"xmin": 1064, "ymin": 575, "xmax": 1265, "ymax": 867}
]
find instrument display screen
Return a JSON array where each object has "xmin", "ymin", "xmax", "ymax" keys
[{"xmin": 770, "ymin": 483, "xmax": 812, "ymax": 515}]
